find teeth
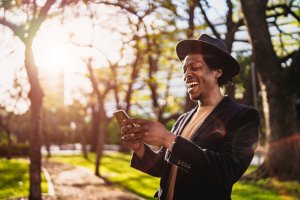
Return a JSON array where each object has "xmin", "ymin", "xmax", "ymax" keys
[{"xmin": 186, "ymin": 82, "xmax": 198, "ymax": 88}]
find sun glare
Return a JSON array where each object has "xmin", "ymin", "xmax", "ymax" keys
[{"xmin": 33, "ymin": 38, "xmax": 72, "ymax": 76}]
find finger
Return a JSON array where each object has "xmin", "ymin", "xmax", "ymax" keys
[
  {"xmin": 121, "ymin": 125, "xmax": 131, "ymax": 135},
  {"xmin": 122, "ymin": 133, "xmax": 143, "ymax": 141},
  {"xmin": 121, "ymin": 132, "xmax": 144, "ymax": 142},
  {"xmin": 123, "ymin": 139, "xmax": 142, "ymax": 147},
  {"xmin": 124, "ymin": 118, "xmax": 149, "ymax": 127},
  {"xmin": 121, "ymin": 133, "xmax": 134, "ymax": 142},
  {"xmin": 121, "ymin": 126, "xmax": 146, "ymax": 136},
  {"xmin": 121, "ymin": 124, "xmax": 137, "ymax": 135},
  {"xmin": 121, "ymin": 126, "xmax": 130, "ymax": 136}
]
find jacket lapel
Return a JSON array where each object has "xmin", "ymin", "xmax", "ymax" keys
[
  {"xmin": 190, "ymin": 96, "xmax": 230, "ymax": 140},
  {"xmin": 175, "ymin": 106, "xmax": 198, "ymax": 136}
]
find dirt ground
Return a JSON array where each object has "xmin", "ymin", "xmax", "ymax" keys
[{"xmin": 41, "ymin": 161, "xmax": 144, "ymax": 200}]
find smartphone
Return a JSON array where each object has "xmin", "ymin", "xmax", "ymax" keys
[
  {"xmin": 113, "ymin": 110, "xmax": 129, "ymax": 127},
  {"xmin": 113, "ymin": 110, "xmax": 140, "ymax": 127}
]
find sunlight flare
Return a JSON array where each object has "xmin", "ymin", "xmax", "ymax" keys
[{"xmin": 33, "ymin": 37, "xmax": 72, "ymax": 76}]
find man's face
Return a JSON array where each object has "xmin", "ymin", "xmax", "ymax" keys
[{"xmin": 182, "ymin": 53, "xmax": 221, "ymax": 101}]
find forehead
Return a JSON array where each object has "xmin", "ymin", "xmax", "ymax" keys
[{"xmin": 182, "ymin": 53, "xmax": 205, "ymax": 66}]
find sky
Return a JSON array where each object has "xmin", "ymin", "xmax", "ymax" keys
[
  {"xmin": 0, "ymin": 3, "xmax": 128, "ymax": 113},
  {"xmin": 1, "ymin": 0, "xmax": 298, "ymax": 115},
  {"xmin": 0, "ymin": 0, "xmax": 253, "ymax": 115}
]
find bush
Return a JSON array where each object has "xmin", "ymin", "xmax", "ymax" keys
[
  {"xmin": 107, "ymin": 120, "xmax": 121, "ymax": 144},
  {"xmin": 0, "ymin": 143, "xmax": 29, "ymax": 157}
]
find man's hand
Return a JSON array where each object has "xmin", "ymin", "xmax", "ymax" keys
[
  {"xmin": 123, "ymin": 118, "xmax": 176, "ymax": 148},
  {"xmin": 121, "ymin": 124, "xmax": 145, "ymax": 158}
]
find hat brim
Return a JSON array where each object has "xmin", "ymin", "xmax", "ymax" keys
[{"xmin": 176, "ymin": 40, "xmax": 240, "ymax": 78}]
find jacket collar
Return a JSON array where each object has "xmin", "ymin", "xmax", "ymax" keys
[{"xmin": 177, "ymin": 96, "xmax": 231, "ymax": 137}]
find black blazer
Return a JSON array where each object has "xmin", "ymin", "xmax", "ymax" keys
[{"xmin": 131, "ymin": 96, "xmax": 260, "ymax": 200}]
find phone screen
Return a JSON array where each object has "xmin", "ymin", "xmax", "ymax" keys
[{"xmin": 113, "ymin": 110, "xmax": 129, "ymax": 126}]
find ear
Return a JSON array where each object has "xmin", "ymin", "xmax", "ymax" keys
[{"xmin": 215, "ymin": 69, "xmax": 223, "ymax": 78}]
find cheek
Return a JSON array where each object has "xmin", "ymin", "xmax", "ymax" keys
[
  {"xmin": 202, "ymin": 72, "xmax": 217, "ymax": 82},
  {"xmin": 198, "ymin": 77, "xmax": 216, "ymax": 90}
]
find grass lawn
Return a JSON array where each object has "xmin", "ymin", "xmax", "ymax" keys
[
  {"xmin": 51, "ymin": 152, "xmax": 300, "ymax": 200},
  {"xmin": 0, "ymin": 158, "xmax": 48, "ymax": 200},
  {"xmin": 51, "ymin": 153, "xmax": 159, "ymax": 199}
]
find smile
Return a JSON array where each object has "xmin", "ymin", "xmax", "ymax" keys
[
  {"xmin": 186, "ymin": 82, "xmax": 198, "ymax": 88},
  {"xmin": 186, "ymin": 82, "xmax": 199, "ymax": 92}
]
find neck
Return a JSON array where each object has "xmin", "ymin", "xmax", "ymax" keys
[{"xmin": 198, "ymin": 88, "xmax": 223, "ymax": 107}]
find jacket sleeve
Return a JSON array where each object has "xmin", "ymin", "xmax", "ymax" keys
[
  {"xmin": 130, "ymin": 113, "xmax": 187, "ymax": 177},
  {"xmin": 165, "ymin": 108, "xmax": 260, "ymax": 186},
  {"xmin": 130, "ymin": 145, "xmax": 166, "ymax": 177}
]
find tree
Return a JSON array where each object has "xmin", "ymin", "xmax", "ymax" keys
[
  {"xmin": 0, "ymin": 112, "xmax": 13, "ymax": 159},
  {"xmin": 142, "ymin": 18, "xmax": 183, "ymax": 124},
  {"xmin": 0, "ymin": 67, "xmax": 29, "ymax": 159},
  {"xmin": 0, "ymin": 0, "xmax": 57, "ymax": 199},
  {"xmin": 66, "ymin": 100, "xmax": 90, "ymax": 158},
  {"xmin": 184, "ymin": 0, "xmax": 198, "ymax": 112},
  {"xmin": 85, "ymin": 58, "xmax": 112, "ymax": 176},
  {"xmin": 94, "ymin": 0, "xmax": 159, "ymax": 116},
  {"xmin": 240, "ymin": 0, "xmax": 300, "ymax": 180}
]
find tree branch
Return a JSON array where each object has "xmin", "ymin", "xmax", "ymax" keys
[
  {"xmin": 266, "ymin": 4, "xmax": 300, "ymax": 22},
  {"xmin": 27, "ymin": 0, "xmax": 56, "ymax": 42},
  {"xmin": 85, "ymin": 58, "xmax": 104, "ymax": 103},
  {"xmin": 197, "ymin": 0, "xmax": 221, "ymax": 39},
  {"xmin": 90, "ymin": 0, "xmax": 138, "ymax": 16},
  {"xmin": 0, "ymin": 18, "xmax": 25, "ymax": 42},
  {"xmin": 280, "ymin": 50, "xmax": 299, "ymax": 63},
  {"xmin": 234, "ymin": 39, "xmax": 250, "ymax": 43}
]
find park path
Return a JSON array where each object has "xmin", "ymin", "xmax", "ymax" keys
[{"xmin": 42, "ymin": 160, "xmax": 144, "ymax": 200}]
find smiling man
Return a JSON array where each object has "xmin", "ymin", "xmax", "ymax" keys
[{"xmin": 121, "ymin": 34, "xmax": 260, "ymax": 200}]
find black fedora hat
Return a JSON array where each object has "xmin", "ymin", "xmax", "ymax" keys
[{"xmin": 176, "ymin": 34, "xmax": 240, "ymax": 78}]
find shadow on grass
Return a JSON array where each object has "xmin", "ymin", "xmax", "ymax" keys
[
  {"xmin": 50, "ymin": 154, "xmax": 300, "ymax": 200},
  {"xmin": 50, "ymin": 153, "xmax": 158, "ymax": 199}
]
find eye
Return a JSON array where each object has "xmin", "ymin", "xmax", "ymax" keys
[{"xmin": 191, "ymin": 65, "xmax": 201, "ymax": 71}]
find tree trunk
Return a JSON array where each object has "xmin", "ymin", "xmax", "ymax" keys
[
  {"xmin": 44, "ymin": 130, "xmax": 51, "ymax": 158},
  {"xmin": 184, "ymin": 0, "xmax": 197, "ymax": 112},
  {"xmin": 95, "ymin": 108, "xmax": 108, "ymax": 177},
  {"xmin": 1, "ymin": 1, "xmax": 55, "ymax": 199},
  {"xmin": 0, "ymin": 120, "xmax": 13, "ymax": 160},
  {"xmin": 264, "ymin": 88, "xmax": 299, "ymax": 180},
  {"xmin": 90, "ymin": 103, "xmax": 100, "ymax": 152},
  {"xmin": 25, "ymin": 44, "xmax": 44, "ymax": 200},
  {"xmin": 224, "ymin": 0, "xmax": 240, "ymax": 99},
  {"xmin": 6, "ymin": 130, "xmax": 12, "ymax": 160},
  {"xmin": 81, "ymin": 126, "xmax": 88, "ymax": 159},
  {"xmin": 42, "ymin": 112, "xmax": 51, "ymax": 158},
  {"xmin": 240, "ymin": 0, "xmax": 300, "ymax": 180},
  {"xmin": 257, "ymin": 73, "xmax": 269, "ymax": 144}
]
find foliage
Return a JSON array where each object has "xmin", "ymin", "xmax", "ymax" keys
[
  {"xmin": 165, "ymin": 118, "xmax": 176, "ymax": 131},
  {"xmin": 51, "ymin": 153, "xmax": 300, "ymax": 200},
  {"xmin": 0, "ymin": 159, "xmax": 48, "ymax": 199},
  {"xmin": 1, "ymin": 0, "xmax": 299, "ymax": 188},
  {"xmin": 0, "ymin": 142, "xmax": 29, "ymax": 157},
  {"xmin": 0, "ymin": 143, "xmax": 29, "ymax": 157},
  {"xmin": 107, "ymin": 119, "xmax": 121, "ymax": 144}
]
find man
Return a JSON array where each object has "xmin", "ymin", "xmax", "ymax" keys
[{"xmin": 121, "ymin": 34, "xmax": 260, "ymax": 199}]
